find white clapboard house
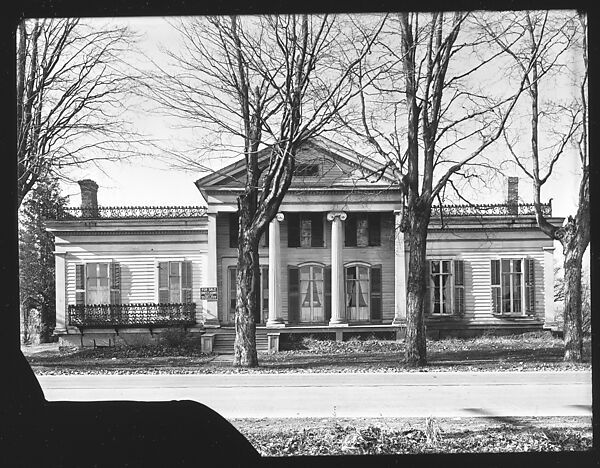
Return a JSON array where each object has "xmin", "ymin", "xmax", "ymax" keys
[{"xmin": 45, "ymin": 136, "xmax": 563, "ymax": 352}]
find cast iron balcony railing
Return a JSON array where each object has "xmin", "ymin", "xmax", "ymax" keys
[
  {"xmin": 67, "ymin": 303, "xmax": 197, "ymax": 330},
  {"xmin": 431, "ymin": 202, "xmax": 551, "ymax": 218},
  {"xmin": 45, "ymin": 206, "xmax": 207, "ymax": 220}
]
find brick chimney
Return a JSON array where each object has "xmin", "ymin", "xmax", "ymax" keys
[
  {"xmin": 506, "ymin": 176, "xmax": 518, "ymax": 215},
  {"xmin": 78, "ymin": 179, "xmax": 98, "ymax": 217}
]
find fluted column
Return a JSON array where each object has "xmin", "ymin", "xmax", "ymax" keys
[
  {"xmin": 267, "ymin": 213, "xmax": 285, "ymax": 327},
  {"xmin": 327, "ymin": 211, "xmax": 347, "ymax": 325},
  {"xmin": 54, "ymin": 252, "xmax": 67, "ymax": 334}
]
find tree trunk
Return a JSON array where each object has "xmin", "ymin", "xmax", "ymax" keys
[
  {"xmin": 233, "ymin": 218, "xmax": 260, "ymax": 367},
  {"xmin": 404, "ymin": 203, "xmax": 431, "ymax": 366},
  {"xmin": 561, "ymin": 227, "xmax": 586, "ymax": 362}
]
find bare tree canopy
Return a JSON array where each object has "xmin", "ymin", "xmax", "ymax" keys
[
  {"xmin": 16, "ymin": 18, "xmax": 138, "ymax": 207},
  {"xmin": 486, "ymin": 11, "xmax": 588, "ymax": 361},
  {"xmin": 141, "ymin": 15, "xmax": 384, "ymax": 366},
  {"xmin": 338, "ymin": 11, "xmax": 537, "ymax": 365}
]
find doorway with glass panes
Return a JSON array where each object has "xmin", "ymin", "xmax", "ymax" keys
[{"xmin": 227, "ymin": 266, "xmax": 269, "ymax": 324}]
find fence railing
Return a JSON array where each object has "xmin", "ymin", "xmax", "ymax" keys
[
  {"xmin": 45, "ymin": 206, "xmax": 207, "ymax": 220},
  {"xmin": 430, "ymin": 203, "xmax": 551, "ymax": 217},
  {"xmin": 67, "ymin": 303, "xmax": 197, "ymax": 329}
]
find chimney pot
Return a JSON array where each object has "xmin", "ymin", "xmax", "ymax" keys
[
  {"xmin": 78, "ymin": 179, "xmax": 98, "ymax": 217},
  {"xmin": 506, "ymin": 176, "xmax": 518, "ymax": 215}
]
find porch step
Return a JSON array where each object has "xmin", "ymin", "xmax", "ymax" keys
[{"xmin": 210, "ymin": 328, "xmax": 269, "ymax": 355}]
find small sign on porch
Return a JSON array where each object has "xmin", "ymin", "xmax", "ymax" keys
[{"xmin": 200, "ymin": 287, "xmax": 218, "ymax": 301}]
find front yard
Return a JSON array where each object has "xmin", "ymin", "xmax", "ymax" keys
[
  {"xmin": 232, "ymin": 416, "xmax": 593, "ymax": 455},
  {"xmin": 24, "ymin": 332, "xmax": 592, "ymax": 375}
]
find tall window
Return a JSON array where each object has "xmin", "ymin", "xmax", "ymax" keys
[
  {"xmin": 75, "ymin": 262, "xmax": 120, "ymax": 305},
  {"xmin": 228, "ymin": 266, "xmax": 268, "ymax": 323},
  {"xmin": 287, "ymin": 213, "xmax": 324, "ymax": 247},
  {"xmin": 345, "ymin": 265, "xmax": 370, "ymax": 321},
  {"xmin": 491, "ymin": 258, "xmax": 535, "ymax": 315},
  {"xmin": 299, "ymin": 264, "xmax": 324, "ymax": 322},
  {"xmin": 158, "ymin": 261, "xmax": 193, "ymax": 303},
  {"xmin": 345, "ymin": 213, "xmax": 381, "ymax": 247},
  {"xmin": 425, "ymin": 259, "xmax": 465, "ymax": 316}
]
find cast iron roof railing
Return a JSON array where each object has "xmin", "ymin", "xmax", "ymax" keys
[
  {"xmin": 431, "ymin": 202, "xmax": 551, "ymax": 218},
  {"xmin": 45, "ymin": 206, "xmax": 207, "ymax": 220},
  {"xmin": 68, "ymin": 302, "xmax": 196, "ymax": 330}
]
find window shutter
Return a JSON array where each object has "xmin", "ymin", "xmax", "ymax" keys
[
  {"xmin": 453, "ymin": 260, "xmax": 465, "ymax": 316},
  {"xmin": 370, "ymin": 265, "xmax": 382, "ymax": 321},
  {"xmin": 345, "ymin": 214, "xmax": 357, "ymax": 247},
  {"xmin": 229, "ymin": 213, "xmax": 239, "ymax": 248},
  {"xmin": 324, "ymin": 266, "xmax": 332, "ymax": 322},
  {"xmin": 491, "ymin": 259, "xmax": 501, "ymax": 314},
  {"xmin": 311, "ymin": 213, "xmax": 324, "ymax": 247},
  {"xmin": 287, "ymin": 213, "xmax": 300, "ymax": 247},
  {"xmin": 75, "ymin": 264, "xmax": 86, "ymax": 305},
  {"xmin": 524, "ymin": 258, "xmax": 535, "ymax": 315},
  {"xmin": 182, "ymin": 261, "xmax": 193, "ymax": 303},
  {"xmin": 110, "ymin": 262, "xmax": 121, "ymax": 305},
  {"xmin": 288, "ymin": 266, "xmax": 300, "ymax": 323},
  {"xmin": 368, "ymin": 213, "xmax": 381, "ymax": 246},
  {"xmin": 158, "ymin": 262, "xmax": 169, "ymax": 303},
  {"xmin": 424, "ymin": 261, "xmax": 432, "ymax": 315}
]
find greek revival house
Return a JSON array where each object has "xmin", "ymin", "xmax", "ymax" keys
[{"xmin": 45, "ymin": 136, "xmax": 563, "ymax": 352}]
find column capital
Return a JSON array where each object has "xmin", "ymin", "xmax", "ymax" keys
[
  {"xmin": 275, "ymin": 212, "xmax": 285, "ymax": 222},
  {"xmin": 327, "ymin": 211, "xmax": 347, "ymax": 222}
]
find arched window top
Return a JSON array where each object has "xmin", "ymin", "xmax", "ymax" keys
[
  {"xmin": 344, "ymin": 261, "xmax": 371, "ymax": 269},
  {"xmin": 298, "ymin": 261, "xmax": 326, "ymax": 269}
]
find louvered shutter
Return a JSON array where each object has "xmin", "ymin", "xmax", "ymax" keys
[
  {"xmin": 491, "ymin": 260, "xmax": 501, "ymax": 314},
  {"xmin": 370, "ymin": 265, "xmax": 382, "ymax": 321},
  {"xmin": 229, "ymin": 213, "xmax": 239, "ymax": 248},
  {"xmin": 287, "ymin": 213, "xmax": 300, "ymax": 247},
  {"xmin": 311, "ymin": 213, "xmax": 324, "ymax": 247},
  {"xmin": 110, "ymin": 262, "xmax": 121, "ymax": 305},
  {"xmin": 345, "ymin": 214, "xmax": 357, "ymax": 247},
  {"xmin": 158, "ymin": 262, "xmax": 169, "ymax": 303},
  {"xmin": 524, "ymin": 258, "xmax": 535, "ymax": 315},
  {"xmin": 368, "ymin": 213, "xmax": 381, "ymax": 246},
  {"xmin": 324, "ymin": 266, "xmax": 332, "ymax": 322},
  {"xmin": 182, "ymin": 261, "xmax": 193, "ymax": 303},
  {"xmin": 75, "ymin": 264, "xmax": 86, "ymax": 305},
  {"xmin": 453, "ymin": 260, "xmax": 465, "ymax": 316},
  {"xmin": 288, "ymin": 266, "xmax": 300, "ymax": 323},
  {"xmin": 424, "ymin": 261, "xmax": 432, "ymax": 315}
]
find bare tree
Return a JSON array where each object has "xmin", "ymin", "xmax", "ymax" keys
[
  {"xmin": 16, "ymin": 18, "xmax": 138, "ymax": 207},
  {"xmin": 142, "ymin": 15, "xmax": 383, "ymax": 366},
  {"xmin": 487, "ymin": 11, "xmax": 588, "ymax": 361},
  {"xmin": 340, "ymin": 12, "xmax": 534, "ymax": 365}
]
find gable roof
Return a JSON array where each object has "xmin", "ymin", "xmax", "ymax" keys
[{"xmin": 194, "ymin": 136, "xmax": 396, "ymax": 191}]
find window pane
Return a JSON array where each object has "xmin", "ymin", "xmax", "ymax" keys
[
  {"xmin": 88, "ymin": 263, "xmax": 98, "ymax": 278},
  {"xmin": 502, "ymin": 272, "xmax": 511, "ymax": 313},
  {"xmin": 300, "ymin": 266, "xmax": 310, "ymax": 280},
  {"xmin": 442, "ymin": 274, "xmax": 451, "ymax": 314},
  {"xmin": 357, "ymin": 217, "xmax": 369, "ymax": 247},
  {"xmin": 513, "ymin": 271, "xmax": 522, "ymax": 313},
  {"xmin": 431, "ymin": 261, "xmax": 440, "ymax": 274},
  {"xmin": 170, "ymin": 262, "xmax": 179, "ymax": 276},
  {"xmin": 513, "ymin": 259, "xmax": 522, "ymax": 273},
  {"xmin": 501, "ymin": 259, "xmax": 510, "ymax": 274},
  {"xmin": 300, "ymin": 218, "xmax": 312, "ymax": 247},
  {"xmin": 442, "ymin": 261, "xmax": 450, "ymax": 274}
]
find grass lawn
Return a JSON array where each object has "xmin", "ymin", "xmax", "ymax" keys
[
  {"xmin": 230, "ymin": 416, "xmax": 593, "ymax": 455},
  {"xmin": 24, "ymin": 332, "xmax": 592, "ymax": 375}
]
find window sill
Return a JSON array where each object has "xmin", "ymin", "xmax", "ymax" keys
[{"xmin": 492, "ymin": 313, "xmax": 537, "ymax": 320}]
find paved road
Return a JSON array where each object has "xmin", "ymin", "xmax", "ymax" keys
[{"xmin": 38, "ymin": 371, "xmax": 592, "ymax": 418}]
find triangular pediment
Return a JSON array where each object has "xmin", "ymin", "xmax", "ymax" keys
[{"xmin": 195, "ymin": 136, "xmax": 395, "ymax": 192}]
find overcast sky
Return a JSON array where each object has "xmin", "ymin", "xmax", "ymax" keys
[{"xmin": 56, "ymin": 15, "xmax": 585, "ymax": 221}]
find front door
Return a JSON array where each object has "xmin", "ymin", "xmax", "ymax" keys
[{"xmin": 345, "ymin": 265, "xmax": 370, "ymax": 321}]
